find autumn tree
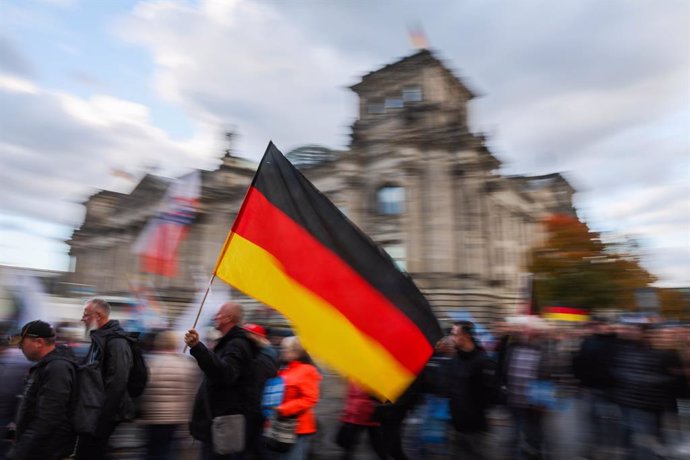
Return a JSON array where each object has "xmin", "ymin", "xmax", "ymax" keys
[
  {"xmin": 528, "ymin": 214, "xmax": 656, "ymax": 312},
  {"xmin": 658, "ymin": 288, "xmax": 690, "ymax": 320}
]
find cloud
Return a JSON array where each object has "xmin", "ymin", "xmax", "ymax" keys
[
  {"xmin": 0, "ymin": 71, "xmax": 223, "ymax": 226},
  {"xmin": 647, "ymin": 246, "xmax": 690, "ymax": 287},
  {"xmin": 580, "ymin": 183, "xmax": 689, "ymax": 287},
  {"xmin": 0, "ymin": 36, "xmax": 34, "ymax": 77},
  {"xmin": 115, "ymin": 0, "xmax": 363, "ymax": 158},
  {"xmin": 1, "ymin": 0, "xmax": 688, "ymax": 284}
]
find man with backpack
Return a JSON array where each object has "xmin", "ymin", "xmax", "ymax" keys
[
  {"xmin": 75, "ymin": 298, "xmax": 136, "ymax": 460},
  {"xmin": 7, "ymin": 320, "xmax": 77, "ymax": 460}
]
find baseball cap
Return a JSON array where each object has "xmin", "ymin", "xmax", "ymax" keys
[
  {"xmin": 8, "ymin": 320, "xmax": 56, "ymax": 346},
  {"xmin": 243, "ymin": 323, "xmax": 267, "ymax": 339}
]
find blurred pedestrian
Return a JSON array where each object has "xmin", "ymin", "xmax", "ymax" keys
[
  {"xmin": 335, "ymin": 381, "xmax": 385, "ymax": 459},
  {"xmin": 573, "ymin": 320, "xmax": 620, "ymax": 458},
  {"xmin": 0, "ymin": 326, "xmax": 30, "ymax": 459},
  {"xmin": 504, "ymin": 325, "xmax": 552, "ymax": 459},
  {"xmin": 139, "ymin": 331, "xmax": 200, "ymax": 460},
  {"xmin": 6, "ymin": 320, "xmax": 77, "ymax": 460},
  {"xmin": 372, "ymin": 376, "xmax": 422, "ymax": 460},
  {"xmin": 185, "ymin": 302, "xmax": 255, "ymax": 460},
  {"xmin": 414, "ymin": 336, "xmax": 454, "ymax": 458},
  {"xmin": 610, "ymin": 324, "xmax": 687, "ymax": 460},
  {"xmin": 243, "ymin": 323, "xmax": 278, "ymax": 460},
  {"xmin": 272, "ymin": 336, "xmax": 321, "ymax": 460},
  {"xmin": 444, "ymin": 320, "xmax": 497, "ymax": 460},
  {"xmin": 75, "ymin": 298, "xmax": 135, "ymax": 460}
]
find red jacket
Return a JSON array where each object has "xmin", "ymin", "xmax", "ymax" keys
[
  {"xmin": 341, "ymin": 382, "xmax": 379, "ymax": 426},
  {"xmin": 277, "ymin": 361, "xmax": 321, "ymax": 434}
]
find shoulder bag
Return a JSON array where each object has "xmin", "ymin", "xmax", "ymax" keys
[
  {"xmin": 203, "ymin": 387, "xmax": 245, "ymax": 454},
  {"xmin": 263, "ymin": 410, "xmax": 298, "ymax": 453}
]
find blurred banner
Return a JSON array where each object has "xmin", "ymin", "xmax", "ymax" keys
[
  {"xmin": 133, "ymin": 170, "xmax": 201, "ymax": 277},
  {"xmin": 5, "ymin": 272, "xmax": 50, "ymax": 327},
  {"xmin": 212, "ymin": 142, "xmax": 442, "ymax": 402}
]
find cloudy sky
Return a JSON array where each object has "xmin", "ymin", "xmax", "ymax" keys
[{"xmin": 1, "ymin": 0, "xmax": 688, "ymax": 287}]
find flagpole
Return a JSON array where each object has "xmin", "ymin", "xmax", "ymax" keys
[{"xmin": 183, "ymin": 273, "xmax": 216, "ymax": 353}]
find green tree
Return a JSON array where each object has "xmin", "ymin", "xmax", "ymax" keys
[{"xmin": 528, "ymin": 214, "xmax": 656, "ymax": 312}]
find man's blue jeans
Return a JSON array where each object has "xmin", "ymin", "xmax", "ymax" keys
[
  {"xmin": 582, "ymin": 389, "xmax": 622, "ymax": 455},
  {"xmin": 620, "ymin": 406, "xmax": 662, "ymax": 460}
]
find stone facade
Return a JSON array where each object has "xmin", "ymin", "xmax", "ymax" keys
[{"xmin": 67, "ymin": 50, "xmax": 575, "ymax": 325}]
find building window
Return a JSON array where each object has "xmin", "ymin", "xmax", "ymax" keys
[
  {"xmin": 368, "ymin": 101, "xmax": 385, "ymax": 114},
  {"xmin": 402, "ymin": 86, "xmax": 422, "ymax": 102},
  {"xmin": 384, "ymin": 244, "xmax": 407, "ymax": 271},
  {"xmin": 377, "ymin": 185, "xmax": 405, "ymax": 215},
  {"xmin": 384, "ymin": 98, "xmax": 403, "ymax": 109}
]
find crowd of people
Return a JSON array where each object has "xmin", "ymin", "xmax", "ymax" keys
[{"xmin": 1, "ymin": 298, "xmax": 689, "ymax": 460}]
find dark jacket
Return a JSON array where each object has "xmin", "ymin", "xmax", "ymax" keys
[
  {"xmin": 373, "ymin": 374, "xmax": 423, "ymax": 424},
  {"xmin": 189, "ymin": 326, "xmax": 255, "ymax": 443},
  {"xmin": 573, "ymin": 333, "xmax": 617, "ymax": 390},
  {"xmin": 446, "ymin": 346, "xmax": 496, "ymax": 433},
  {"xmin": 0, "ymin": 350, "xmax": 30, "ymax": 427},
  {"xmin": 246, "ymin": 344, "xmax": 278, "ymax": 421},
  {"xmin": 610, "ymin": 338, "xmax": 687, "ymax": 412},
  {"xmin": 10, "ymin": 345, "xmax": 77, "ymax": 460},
  {"xmin": 85, "ymin": 320, "xmax": 134, "ymax": 430}
]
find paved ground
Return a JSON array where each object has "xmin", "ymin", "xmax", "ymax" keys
[{"xmin": 109, "ymin": 370, "xmax": 690, "ymax": 459}]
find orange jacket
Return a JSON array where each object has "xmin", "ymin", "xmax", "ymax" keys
[{"xmin": 277, "ymin": 361, "xmax": 321, "ymax": 434}]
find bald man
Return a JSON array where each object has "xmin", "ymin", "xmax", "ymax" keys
[{"xmin": 185, "ymin": 302, "xmax": 256, "ymax": 459}]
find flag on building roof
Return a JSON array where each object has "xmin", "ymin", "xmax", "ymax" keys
[
  {"xmin": 213, "ymin": 142, "xmax": 443, "ymax": 402},
  {"xmin": 133, "ymin": 170, "xmax": 200, "ymax": 277},
  {"xmin": 408, "ymin": 24, "xmax": 429, "ymax": 50},
  {"xmin": 111, "ymin": 167, "xmax": 137, "ymax": 182}
]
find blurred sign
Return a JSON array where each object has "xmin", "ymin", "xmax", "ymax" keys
[{"xmin": 634, "ymin": 287, "xmax": 660, "ymax": 312}]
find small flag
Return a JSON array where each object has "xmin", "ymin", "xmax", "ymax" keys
[
  {"xmin": 133, "ymin": 171, "xmax": 201, "ymax": 277},
  {"xmin": 111, "ymin": 168, "xmax": 137, "ymax": 182},
  {"xmin": 543, "ymin": 306, "xmax": 589, "ymax": 322},
  {"xmin": 408, "ymin": 24, "xmax": 429, "ymax": 49},
  {"xmin": 213, "ymin": 142, "xmax": 442, "ymax": 402}
]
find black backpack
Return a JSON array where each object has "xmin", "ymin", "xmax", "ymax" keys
[
  {"xmin": 71, "ymin": 361, "xmax": 105, "ymax": 435},
  {"xmin": 112, "ymin": 332, "xmax": 148, "ymax": 398},
  {"xmin": 67, "ymin": 332, "xmax": 148, "ymax": 435}
]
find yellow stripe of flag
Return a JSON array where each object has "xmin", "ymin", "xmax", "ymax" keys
[
  {"xmin": 216, "ymin": 233, "xmax": 416, "ymax": 401},
  {"xmin": 544, "ymin": 312, "xmax": 589, "ymax": 322}
]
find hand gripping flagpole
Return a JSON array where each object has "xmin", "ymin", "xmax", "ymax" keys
[
  {"xmin": 183, "ymin": 274, "xmax": 216, "ymax": 353},
  {"xmin": 183, "ymin": 191, "xmax": 246, "ymax": 353}
]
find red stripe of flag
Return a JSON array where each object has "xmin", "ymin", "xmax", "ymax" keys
[{"xmin": 233, "ymin": 186, "xmax": 432, "ymax": 374}]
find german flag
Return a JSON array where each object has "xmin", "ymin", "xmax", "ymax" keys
[
  {"xmin": 543, "ymin": 306, "xmax": 589, "ymax": 322},
  {"xmin": 214, "ymin": 142, "xmax": 442, "ymax": 401}
]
